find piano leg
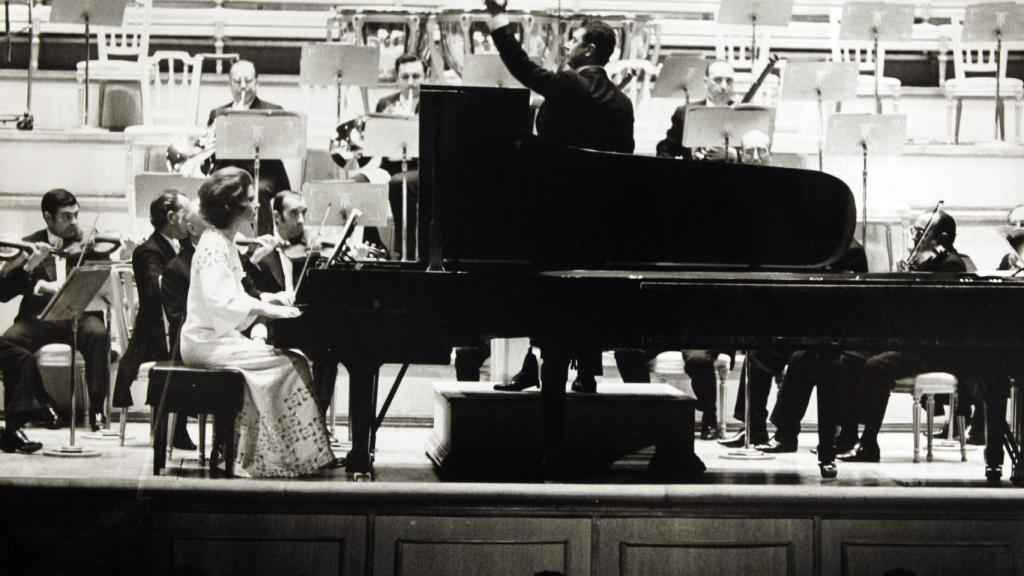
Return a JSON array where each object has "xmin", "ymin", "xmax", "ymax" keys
[
  {"xmin": 343, "ymin": 355, "xmax": 381, "ymax": 478},
  {"xmin": 539, "ymin": 346, "xmax": 569, "ymax": 468}
]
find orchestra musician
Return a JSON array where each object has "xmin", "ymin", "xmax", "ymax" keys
[
  {"xmin": 207, "ymin": 60, "xmax": 292, "ymax": 236},
  {"xmin": 998, "ymin": 204, "xmax": 1024, "ymax": 271},
  {"xmin": 840, "ymin": 210, "xmax": 973, "ymax": 463},
  {"xmin": 248, "ymin": 190, "xmax": 338, "ymax": 422},
  {"xmin": 484, "ymin": 0, "xmax": 634, "ymax": 394},
  {"xmin": 111, "ymin": 191, "xmax": 195, "ymax": 449},
  {"xmin": 1, "ymin": 189, "xmax": 113, "ymax": 432},
  {"xmin": 656, "ymin": 60, "xmax": 737, "ymax": 161},
  {"xmin": 0, "ymin": 243, "xmax": 61, "ymax": 453},
  {"xmin": 180, "ymin": 167, "xmax": 336, "ymax": 477}
]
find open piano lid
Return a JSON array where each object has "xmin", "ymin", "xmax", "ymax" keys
[{"xmin": 420, "ymin": 85, "xmax": 855, "ymax": 271}]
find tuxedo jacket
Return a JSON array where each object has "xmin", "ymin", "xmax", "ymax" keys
[
  {"xmin": 491, "ymin": 24, "xmax": 635, "ymax": 154},
  {"xmin": 1, "ymin": 229, "xmax": 110, "ymax": 321},
  {"xmin": 125, "ymin": 233, "xmax": 177, "ymax": 359},
  {"xmin": 251, "ymin": 247, "xmax": 304, "ymax": 295},
  {"xmin": 160, "ymin": 243, "xmax": 193, "ymax": 357}
]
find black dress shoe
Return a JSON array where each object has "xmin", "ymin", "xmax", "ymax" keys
[
  {"xmin": 570, "ymin": 374, "xmax": 597, "ymax": 393},
  {"xmin": 494, "ymin": 351, "xmax": 540, "ymax": 392},
  {"xmin": 966, "ymin": 432, "xmax": 986, "ymax": 446},
  {"xmin": 0, "ymin": 429, "xmax": 43, "ymax": 454},
  {"xmin": 89, "ymin": 412, "xmax": 107, "ymax": 432},
  {"xmin": 756, "ymin": 437, "xmax": 798, "ymax": 454},
  {"xmin": 819, "ymin": 460, "xmax": 838, "ymax": 479},
  {"xmin": 700, "ymin": 422, "xmax": 722, "ymax": 441},
  {"xmin": 837, "ymin": 444, "xmax": 880, "ymax": 463},
  {"xmin": 985, "ymin": 465, "xmax": 1002, "ymax": 482},
  {"xmin": 40, "ymin": 403, "xmax": 62, "ymax": 430},
  {"xmin": 172, "ymin": 425, "xmax": 197, "ymax": 451}
]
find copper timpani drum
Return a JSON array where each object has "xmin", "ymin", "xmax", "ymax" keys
[
  {"xmin": 325, "ymin": 9, "xmax": 433, "ymax": 82},
  {"xmin": 436, "ymin": 9, "xmax": 563, "ymax": 78}
]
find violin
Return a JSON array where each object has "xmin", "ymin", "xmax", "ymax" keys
[
  {"xmin": 52, "ymin": 233, "xmax": 123, "ymax": 260},
  {"xmin": 0, "ymin": 240, "xmax": 36, "ymax": 262},
  {"xmin": 899, "ymin": 244, "xmax": 947, "ymax": 272}
]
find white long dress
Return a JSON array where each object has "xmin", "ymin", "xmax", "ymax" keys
[{"xmin": 180, "ymin": 229, "xmax": 334, "ymax": 477}]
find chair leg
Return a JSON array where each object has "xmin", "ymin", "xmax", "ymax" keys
[
  {"xmin": 153, "ymin": 412, "xmax": 168, "ymax": 475},
  {"xmin": 948, "ymin": 390, "xmax": 957, "ymax": 442},
  {"xmin": 958, "ymin": 415, "xmax": 968, "ymax": 462},
  {"xmin": 198, "ymin": 413, "xmax": 207, "ymax": 467},
  {"xmin": 913, "ymin": 396, "xmax": 921, "ymax": 463},
  {"xmin": 954, "ymin": 99, "xmax": 963, "ymax": 145},
  {"xmin": 119, "ymin": 407, "xmax": 129, "ymax": 446},
  {"xmin": 168, "ymin": 413, "xmax": 177, "ymax": 460},
  {"xmin": 926, "ymin": 395, "xmax": 935, "ymax": 461}
]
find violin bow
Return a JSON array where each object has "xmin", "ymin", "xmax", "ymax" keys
[
  {"xmin": 294, "ymin": 203, "xmax": 332, "ymax": 295},
  {"xmin": 905, "ymin": 200, "xmax": 944, "ymax": 268},
  {"xmin": 72, "ymin": 211, "xmax": 103, "ymax": 269}
]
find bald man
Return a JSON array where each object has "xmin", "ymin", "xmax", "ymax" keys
[
  {"xmin": 207, "ymin": 60, "xmax": 292, "ymax": 235},
  {"xmin": 656, "ymin": 60, "xmax": 737, "ymax": 160}
]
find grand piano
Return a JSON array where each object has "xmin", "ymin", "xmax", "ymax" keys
[{"xmin": 271, "ymin": 85, "xmax": 1023, "ymax": 482}]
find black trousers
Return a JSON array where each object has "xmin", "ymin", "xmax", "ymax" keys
[
  {"xmin": 681, "ymin": 350, "xmax": 726, "ymax": 421},
  {"xmin": 3, "ymin": 315, "xmax": 110, "ymax": 415},
  {"xmin": 732, "ymin": 350, "xmax": 790, "ymax": 440},
  {"xmin": 311, "ymin": 360, "xmax": 339, "ymax": 419},
  {"xmin": 859, "ymin": 350, "xmax": 968, "ymax": 450},
  {"xmin": 0, "ymin": 336, "xmax": 50, "ymax": 427}
]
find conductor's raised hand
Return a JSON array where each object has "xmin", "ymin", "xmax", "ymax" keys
[{"xmin": 484, "ymin": 0, "xmax": 507, "ymax": 15}]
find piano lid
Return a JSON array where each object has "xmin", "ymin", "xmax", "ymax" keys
[{"xmin": 419, "ymin": 85, "xmax": 855, "ymax": 272}]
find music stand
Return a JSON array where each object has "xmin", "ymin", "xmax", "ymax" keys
[
  {"xmin": 651, "ymin": 55, "xmax": 708, "ymax": 105},
  {"xmin": 961, "ymin": 2, "xmax": 1024, "ymax": 141},
  {"xmin": 299, "ymin": 44, "xmax": 379, "ymax": 123},
  {"xmin": 0, "ymin": 0, "xmax": 35, "ymax": 130},
  {"xmin": 826, "ymin": 113, "xmax": 905, "ymax": 251},
  {"xmin": 682, "ymin": 106, "xmax": 774, "ymax": 160},
  {"xmin": 40, "ymin": 266, "xmax": 110, "ymax": 457},
  {"xmin": 50, "ymin": 0, "xmax": 128, "ymax": 129},
  {"xmin": 215, "ymin": 110, "xmax": 307, "ymax": 234},
  {"xmin": 303, "ymin": 180, "xmax": 390, "ymax": 230},
  {"xmin": 781, "ymin": 60, "xmax": 859, "ymax": 171},
  {"xmin": 363, "ymin": 114, "xmax": 418, "ymax": 261},
  {"xmin": 720, "ymin": 359, "xmax": 774, "ymax": 461},
  {"xmin": 839, "ymin": 2, "xmax": 914, "ymax": 114},
  {"xmin": 463, "ymin": 54, "xmax": 530, "ymax": 89},
  {"xmin": 718, "ymin": 0, "xmax": 794, "ymax": 75}
]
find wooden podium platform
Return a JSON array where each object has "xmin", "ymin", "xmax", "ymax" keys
[{"xmin": 425, "ymin": 381, "xmax": 702, "ymax": 480}]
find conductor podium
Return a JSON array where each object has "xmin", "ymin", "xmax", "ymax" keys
[{"xmin": 426, "ymin": 382, "xmax": 699, "ymax": 479}]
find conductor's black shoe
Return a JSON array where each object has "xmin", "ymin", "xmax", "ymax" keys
[
  {"xmin": 966, "ymin": 430, "xmax": 986, "ymax": 446},
  {"xmin": 837, "ymin": 444, "xmax": 880, "ymax": 463},
  {"xmin": 89, "ymin": 412, "xmax": 106, "ymax": 432},
  {"xmin": 570, "ymin": 374, "xmax": 597, "ymax": 393},
  {"xmin": 756, "ymin": 437, "xmax": 798, "ymax": 453},
  {"xmin": 0, "ymin": 429, "xmax": 43, "ymax": 454},
  {"xmin": 700, "ymin": 421, "xmax": 722, "ymax": 441},
  {"xmin": 172, "ymin": 425, "xmax": 197, "ymax": 451},
  {"xmin": 494, "ymin": 352, "xmax": 539, "ymax": 392}
]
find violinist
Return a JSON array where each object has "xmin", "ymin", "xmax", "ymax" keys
[
  {"xmin": 1, "ymin": 189, "xmax": 113, "ymax": 432},
  {"xmin": 249, "ymin": 191, "xmax": 338, "ymax": 421},
  {"xmin": 656, "ymin": 60, "xmax": 737, "ymax": 161},
  {"xmin": 207, "ymin": 60, "xmax": 292, "ymax": 236},
  {"xmin": 111, "ymin": 190, "xmax": 195, "ymax": 449},
  {"xmin": 841, "ymin": 209, "xmax": 972, "ymax": 463},
  {"xmin": 997, "ymin": 204, "xmax": 1024, "ymax": 272}
]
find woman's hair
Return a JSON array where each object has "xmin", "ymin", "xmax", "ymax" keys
[{"xmin": 198, "ymin": 167, "xmax": 254, "ymax": 229}]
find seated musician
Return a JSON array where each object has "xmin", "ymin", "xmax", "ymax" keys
[
  {"xmin": 841, "ymin": 209, "xmax": 972, "ymax": 463},
  {"xmin": 0, "ymin": 245, "xmax": 61, "ymax": 453},
  {"xmin": 998, "ymin": 204, "xmax": 1024, "ymax": 271},
  {"xmin": 1, "ymin": 189, "xmax": 112, "ymax": 432},
  {"xmin": 207, "ymin": 60, "xmax": 292, "ymax": 236},
  {"xmin": 656, "ymin": 61, "xmax": 737, "ymax": 161},
  {"xmin": 180, "ymin": 167, "xmax": 337, "ymax": 477},
  {"xmin": 111, "ymin": 191, "xmax": 195, "ymax": 449},
  {"xmin": 248, "ymin": 191, "xmax": 338, "ymax": 422},
  {"xmin": 484, "ymin": 0, "xmax": 634, "ymax": 394}
]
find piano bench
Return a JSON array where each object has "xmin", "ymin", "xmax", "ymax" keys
[
  {"xmin": 893, "ymin": 372, "xmax": 967, "ymax": 463},
  {"xmin": 148, "ymin": 362, "xmax": 246, "ymax": 477}
]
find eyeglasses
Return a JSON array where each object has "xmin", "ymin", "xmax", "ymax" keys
[{"xmin": 911, "ymin": 227, "xmax": 926, "ymax": 242}]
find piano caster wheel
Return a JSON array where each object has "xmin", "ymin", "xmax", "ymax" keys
[
  {"xmin": 985, "ymin": 466, "xmax": 1002, "ymax": 482},
  {"xmin": 819, "ymin": 461, "xmax": 838, "ymax": 479}
]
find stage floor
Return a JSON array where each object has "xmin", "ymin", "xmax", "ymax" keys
[{"xmin": 0, "ymin": 421, "xmax": 1009, "ymax": 490}]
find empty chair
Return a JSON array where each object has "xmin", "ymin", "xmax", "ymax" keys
[
  {"xmin": 892, "ymin": 372, "xmax": 967, "ymax": 463},
  {"xmin": 829, "ymin": 7, "xmax": 901, "ymax": 113}
]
